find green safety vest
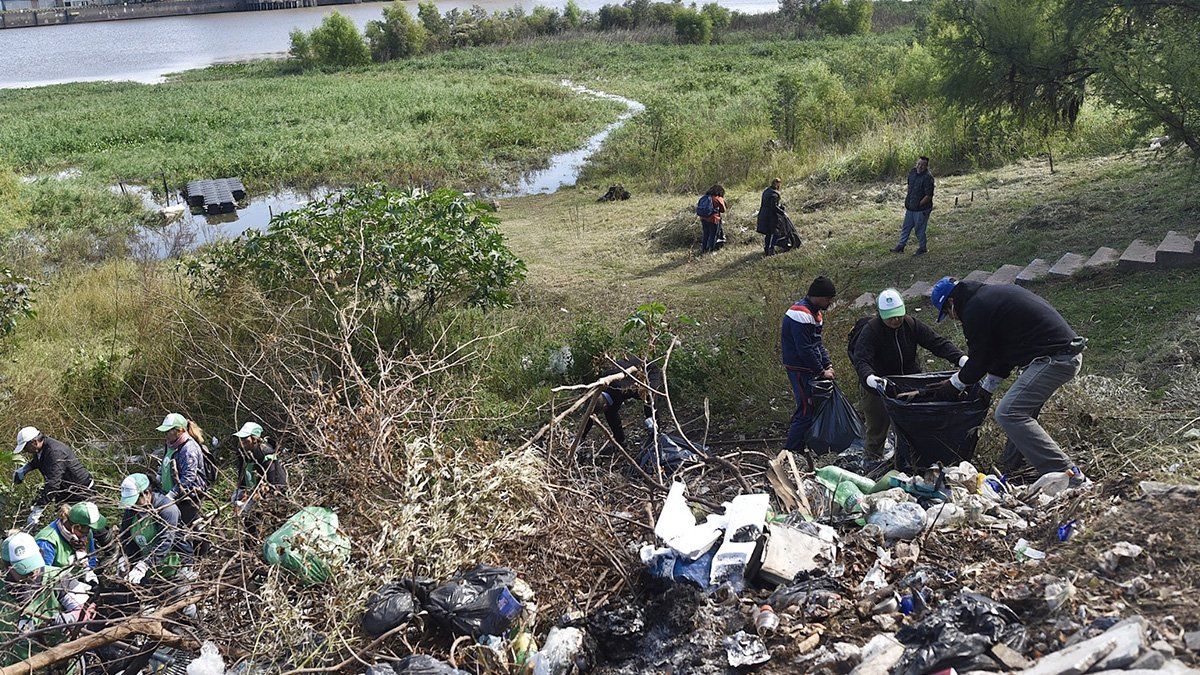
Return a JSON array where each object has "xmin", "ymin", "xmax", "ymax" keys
[
  {"xmin": 34, "ymin": 522, "xmax": 73, "ymax": 569},
  {"xmin": 128, "ymin": 511, "xmax": 181, "ymax": 580},
  {"xmin": 243, "ymin": 454, "xmax": 277, "ymax": 490},
  {"xmin": 0, "ymin": 575, "xmax": 65, "ymax": 665},
  {"xmin": 160, "ymin": 446, "xmax": 177, "ymax": 495}
]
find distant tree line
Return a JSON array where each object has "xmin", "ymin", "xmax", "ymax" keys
[{"xmin": 288, "ymin": 0, "xmax": 737, "ymax": 70}]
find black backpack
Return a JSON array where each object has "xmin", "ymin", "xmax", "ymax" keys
[
  {"xmin": 201, "ymin": 440, "xmax": 220, "ymax": 486},
  {"xmin": 847, "ymin": 316, "xmax": 872, "ymax": 362}
]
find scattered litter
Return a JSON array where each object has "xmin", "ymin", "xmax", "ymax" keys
[
  {"xmin": 1018, "ymin": 615, "xmax": 1147, "ymax": 674},
  {"xmin": 530, "ymin": 626, "xmax": 587, "ymax": 675},
  {"xmin": 896, "ymin": 591, "xmax": 1027, "ymax": 675},
  {"xmin": 185, "ymin": 642, "xmax": 225, "ymax": 675},
  {"xmin": 653, "ymin": 482, "xmax": 725, "ymax": 559},
  {"xmin": 1058, "ymin": 520, "xmax": 1077, "ymax": 541},
  {"xmin": 754, "ymin": 604, "xmax": 779, "ymax": 637},
  {"xmin": 724, "ymin": 630, "xmax": 770, "ymax": 667},
  {"xmin": 757, "ymin": 521, "xmax": 837, "ymax": 585},
  {"xmin": 1044, "ymin": 577, "xmax": 1075, "ymax": 612},
  {"xmin": 262, "ymin": 507, "xmax": 351, "ymax": 585},
  {"xmin": 1099, "ymin": 542, "xmax": 1144, "ymax": 573},
  {"xmin": 867, "ymin": 500, "xmax": 927, "ymax": 540},
  {"xmin": 806, "ymin": 380, "xmax": 865, "ymax": 454},
  {"xmin": 850, "ymin": 633, "xmax": 904, "ymax": 675},
  {"xmin": 425, "ymin": 566, "xmax": 523, "ymax": 638},
  {"xmin": 1014, "ymin": 538, "xmax": 1046, "ymax": 561},
  {"xmin": 362, "ymin": 581, "xmax": 418, "ymax": 637},
  {"xmin": 391, "ymin": 654, "xmax": 469, "ymax": 674}
]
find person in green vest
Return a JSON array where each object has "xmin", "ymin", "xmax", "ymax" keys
[
  {"xmin": 232, "ymin": 422, "xmax": 287, "ymax": 507},
  {"xmin": 2, "ymin": 531, "xmax": 92, "ymax": 665},
  {"xmin": 117, "ymin": 473, "xmax": 193, "ymax": 585},
  {"xmin": 35, "ymin": 501, "xmax": 107, "ymax": 572},
  {"xmin": 155, "ymin": 413, "xmax": 209, "ymax": 528}
]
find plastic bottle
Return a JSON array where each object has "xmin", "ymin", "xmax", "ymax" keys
[
  {"xmin": 817, "ymin": 466, "xmax": 876, "ymax": 494},
  {"xmin": 832, "ymin": 480, "xmax": 866, "ymax": 514},
  {"xmin": 754, "ymin": 605, "xmax": 779, "ymax": 637}
]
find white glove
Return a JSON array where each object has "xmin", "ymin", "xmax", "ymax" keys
[
  {"xmin": 126, "ymin": 561, "xmax": 149, "ymax": 585},
  {"xmin": 981, "ymin": 374, "xmax": 1005, "ymax": 393},
  {"xmin": 27, "ymin": 505, "xmax": 45, "ymax": 528},
  {"xmin": 17, "ymin": 618, "xmax": 35, "ymax": 634},
  {"xmin": 958, "ymin": 355, "xmax": 969, "ymax": 368},
  {"xmin": 116, "ymin": 555, "xmax": 130, "ymax": 575},
  {"xmin": 644, "ymin": 417, "xmax": 655, "ymax": 431},
  {"xmin": 866, "ymin": 375, "xmax": 889, "ymax": 393},
  {"xmin": 231, "ymin": 489, "xmax": 244, "ymax": 504}
]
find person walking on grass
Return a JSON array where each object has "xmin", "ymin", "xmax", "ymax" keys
[
  {"xmin": 848, "ymin": 288, "xmax": 967, "ymax": 465},
  {"xmin": 781, "ymin": 276, "xmax": 837, "ymax": 464},
  {"xmin": 928, "ymin": 276, "xmax": 1089, "ymax": 486},
  {"xmin": 892, "ymin": 156, "xmax": 934, "ymax": 256},
  {"xmin": 757, "ymin": 178, "xmax": 786, "ymax": 256},
  {"xmin": 697, "ymin": 184, "xmax": 727, "ymax": 254},
  {"xmin": 11, "ymin": 427, "xmax": 95, "ymax": 529}
]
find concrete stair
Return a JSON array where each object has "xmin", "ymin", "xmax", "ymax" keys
[
  {"xmin": 1154, "ymin": 231, "xmax": 1200, "ymax": 267},
  {"xmin": 1048, "ymin": 252, "xmax": 1085, "ymax": 278},
  {"xmin": 1015, "ymin": 258, "xmax": 1050, "ymax": 286},
  {"xmin": 848, "ymin": 230, "xmax": 1198, "ymax": 314},
  {"xmin": 986, "ymin": 264, "xmax": 1024, "ymax": 285},
  {"xmin": 1119, "ymin": 239, "xmax": 1157, "ymax": 270}
]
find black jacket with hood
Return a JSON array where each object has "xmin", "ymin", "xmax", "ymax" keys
[
  {"xmin": 951, "ymin": 280, "xmax": 1079, "ymax": 384},
  {"xmin": 850, "ymin": 316, "xmax": 965, "ymax": 392},
  {"xmin": 757, "ymin": 187, "xmax": 785, "ymax": 235},
  {"xmin": 22, "ymin": 436, "xmax": 93, "ymax": 506}
]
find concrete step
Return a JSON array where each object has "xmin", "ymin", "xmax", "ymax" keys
[
  {"xmin": 852, "ymin": 292, "xmax": 876, "ymax": 309},
  {"xmin": 1048, "ymin": 252, "xmax": 1085, "ymax": 278},
  {"xmin": 1084, "ymin": 246, "xmax": 1120, "ymax": 269},
  {"xmin": 962, "ymin": 270, "xmax": 992, "ymax": 283},
  {"xmin": 1119, "ymin": 239, "xmax": 1157, "ymax": 270},
  {"xmin": 986, "ymin": 264, "xmax": 1024, "ymax": 285},
  {"xmin": 901, "ymin": 281, "xmax": 932, "ymax": 299},
  {"xmin": 1016, "ymin": 258, "xmax": 1050, "ymax": 286},
  {"xmin": 1155, "ymin": 230, "xmax": 1200, "ymax": 267}
]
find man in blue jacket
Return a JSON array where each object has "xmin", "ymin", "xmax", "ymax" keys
[{"xmin": 781, "ymin": 276, "xmax": 837, "ymax": 460}]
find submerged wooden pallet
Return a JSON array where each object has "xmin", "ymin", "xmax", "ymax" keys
[{"xmin": 184, "ymin": 178, "xmax": 246, "ymax": 215}]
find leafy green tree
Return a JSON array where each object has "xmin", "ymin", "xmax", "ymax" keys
[
  {"xmin": 597, "ymin": 3, "xmax": 634, "ymax": 29},
  {"xmin": 818, "ymin": 0, "xmax": 872, "ymax": 35},
  {"xmin": 563, "ymin": 0, "xmax": 583, "ymax": 28},
  {"xmin": 184, "ymin": 186, "xmax": 526, "ymax": 321},
  {"xmin": 674, "ymin": 8, "xmax": 712, "ymax": 45},
  {"xmin": 772, "ymin": 61, "xmax": 861, "ymax": 147},
  {"xmin": 309, "ymin": 12, "xmax": 372, "ymax": 69},
  {"xmin": 1084, "ymin": 1, "xmax": 1200, "ymax": 155},
  {"xmin": 0, "ymin": 268, "xmax": 34, "ymax": 339},
  {"xmin": 288, "ymin": 28, "xmax": 314, "ymax": 69},
  {"xmin": 417, "ymin": 1, "xmax": 450, "ymax": 48},
  {"xmin": 366, "ymin": 2, "xmax": 428, "ymax": 62},
  {"xmin": 701, "ymin": 3, "xmax": 731, "ymax": 40}
]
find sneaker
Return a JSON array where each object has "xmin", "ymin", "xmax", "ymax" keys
[
  {"xmin": 1067, "ymin": 466, "xmax": 1092, "ymax": 489},
  {"xmin": 913, "ymin": 248, "xmax": 928, "ymax": 256},
  {"xmin": 891, "ymin": 245, "xmax": 905, "ymax": 253}
]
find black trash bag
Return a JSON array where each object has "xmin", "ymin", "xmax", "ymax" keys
[
  {"xmin": 881, "ymin": 371, "xmax": 990, "ymax": 471},
  {"xmin": 637, "ymin": 433, "xmax": 704, "ymax": 476},
  {"xmin": 896, "ymin": 591, "xmax": 1027, "ymax": 675},
  {"xmin": 805, "ymin": 380, "xmax": 864, "ymax": 455},
  {"xmin": 362, "ymin": 582, "xmax": 418, "ymax": 637},
  {"xmin": 392, "ymin": 655, "xmax": 469, "ymax": 674},
  {"xmin": 425, "ymin": 566, "xmax": 523, "ymax": 638},
  {"xmin": 767, "ymin": 574, "xmax": 847, "ymax": 612}
]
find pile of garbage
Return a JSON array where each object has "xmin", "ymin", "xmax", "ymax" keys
[{"xmin": 612, "ymin": 454, "xmax": 1200, "ymax": 674}]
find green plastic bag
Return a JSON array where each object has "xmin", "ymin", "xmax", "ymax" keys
[{"xmin": 263, "ymin": 507, "xmax": 350, "ymax": 585}]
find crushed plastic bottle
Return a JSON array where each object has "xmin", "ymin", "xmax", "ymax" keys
[{"xmin": 186, "ymin": 642, "xmax": 225, "ymax": 675}]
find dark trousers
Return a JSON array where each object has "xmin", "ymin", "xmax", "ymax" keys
[
  {"xmin": 701, "ymin": 220, "xmax": 719, "ymax": 253},
  {"xmin": 763, "ymin": 233, "xmax": 777, "ymax": 253},
  {"xmin": 785, "ymin": 371, "xmax": 816, "ymax": 452}
]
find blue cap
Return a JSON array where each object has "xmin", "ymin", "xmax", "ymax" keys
[{"xmin": 930, "ymin": 276, "xmax": 958, "ymax": 323}]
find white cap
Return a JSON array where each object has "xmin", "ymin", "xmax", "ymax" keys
[
  {"xmin": 234, "ymin": 422, "xmax": 264, "ymax": 439},
  {"xmin": 14, "ymin": 426, "xmax": 40, "ymax": 456},
  {"xmin": 2, "ymin": 532, "xmax": 44, "ymax": 576},
  {"xmin": 877, "ymin": 288, "xmax": 906, "ymax": 320}
]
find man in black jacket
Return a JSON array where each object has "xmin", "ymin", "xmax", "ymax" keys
[
  {"xmin": 757, "ymin": 178, "xmax": 785, "ymax": 256},
  {"xmin": 929, "ymin": 277, "xmax": 1088, "ymax": 484},
  {"xmin": 581, "ymin": 357, "xmax": 663, "ymax": 449},
  {"xmin": 850, "ymin": 288, "xmax": 967, "ymax": 461},
  {"xmin": 892, "ymin": 156, "xmax": 934, "ymax": 255},
  {"xmin": 13, "ymin": 426, "xmax": 95, "ymax": 528}
]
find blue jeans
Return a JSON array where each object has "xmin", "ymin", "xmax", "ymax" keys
[
  {"xmin": 898, "ymin": 209, "xmax": 930, "ymax": 249},
  {"xmin": 785, "ymin": 371, "xmax": 816, "ymax": 452},
  {"xmin": 701, "ymin": 221, "xmax": 719, "ymax": 253}
]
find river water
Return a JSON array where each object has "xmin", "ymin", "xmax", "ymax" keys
[{"xmin": 0, "ymin": 0, "xmax": 775, "ymax": 88}]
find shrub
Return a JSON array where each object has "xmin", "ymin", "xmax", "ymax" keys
[
  {"xmin": 366, "ymin": 2, "xmax": 428, "ymax": 62},
  {"xmin": 597, "ymin": 4, "xmax": 634, "ymax": 29},
  {"xmin": 563, "ymin": 0, "xmax": 583, "ymax": 28},
  {"xmin": 701, "ymin": 3, "xmax": 732, "ymax": 39},
  {"xmin": 675, "ymin": 8, "xmax": 713, "ymax": 45},
  {"xmin": 772, "ymin": 60, "xmax": 861, "ymax": 147},
  {"xmin": 308, "ymin": 12, "xmax": 371, "ymax": 69},
  {"xmin": 0, "ymin": 268, "xmax": 34, "ymax": 339},
  {"xmin": 184, "ymin": 186, "xmax": 526, "ymax": 326},
  {"xmin": 417, "ymin": 1, "xmax": 450, "ymax": 47},
  {"xmin": 59, "ymin": 347, "xmax": 128, "ymax": 418},
  {"xmin": 818, "ymin": 0, "xmax": 872, "ymax": 35},
  {"xmin": 287, "ymin": 28, "xmax": 313, "ymax": 69}
]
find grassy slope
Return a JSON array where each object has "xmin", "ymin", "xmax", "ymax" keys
[{"xmin": 496, "ymin": 150, "xmax": 1200, "ymax": 432}]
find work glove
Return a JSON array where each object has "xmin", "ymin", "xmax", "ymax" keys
[
  {"xmin": 17, "ymin": 618, "xmax": 35, "ymax": 635},
  {"xmin": 866, "ymin": 375, "xmax": 890, "ymax": 395},
  {"xmin": 27, "ymin": 505, "xmax": 45, "ymax": 529},
  {"xmin": 958, "ymin": 355, "xmax": 969, "ymax": 368},
  {"xmin": 126, "ymin": 561, "xmax": 149, "ymax": 585},
  {"xmin": 231, "ymin": 488, "xmax": 244, "ymax": 505},
  {"xmin": 116, "ymin": 555, "xmax": 130, "ymax": 575},
  {"xmin": 12, "ymin": 468, "xmax": 24, "ymax": 485}
]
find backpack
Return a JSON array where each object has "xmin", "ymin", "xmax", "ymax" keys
[
  {"xmin": 696, "ymin": 194, "xmax": 715, "ymax": 218},
  {"xmin": 201, "ymin": 440, "xmax": 220, "ymax": 486},
  {"xmin": 846, "ymin": 316, "xmax": 873, "ymax": 362}
]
